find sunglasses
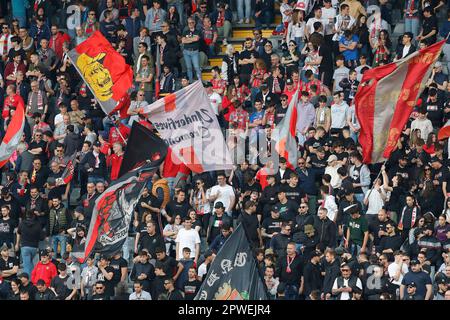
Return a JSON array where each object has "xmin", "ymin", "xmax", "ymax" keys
[
  {"xmin": 341, "ymin": 269, "xmax": 350, "ymax": 272},
  {"xmin": 300, "ymin": 206, "xmax": 307, "ymax": 208},
  {"xmin": 95, "ymin": 286, "xmax": 104, "ymax": 289}
]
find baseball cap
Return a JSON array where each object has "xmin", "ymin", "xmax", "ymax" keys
[
  {"xmin": 435, "ymin": 273, "xmax": 448, "ymax": 285},
  {"xmin": 271, "ymin": 205, "xmax": 280, "ymax": 212},
  {"xmin": 39, "ymin": 249, "xmax": 49, "ymax": 257},
  {"xmin": 304, "ymin": 224, "xmax": 315, "ymax": 234},
  {"xmin": 75, "ymin": 206, "xmax": 85, "ymax": 214},
  {"xmin": 93, "ymin": 141, "xmax": 101, "ymax": 147},
  {"xmin": 430, "ymin": 156, "xmax": 441, "ymax": 164},
  {"xmin": 434, "ymin": 61, "xmax": 442, "ymax": 68},
  {"xmin": 327, "ymin": 155, "xmax": 338, "ymax": 163},
  {"xmin": 265, "ymin": 248, "xmax": 274, "ymax": 256},
  {"xmin": 214, "ymin": 201, "xmax": 225, "ymax": 209},
  {"xmin": 286, "ymin": 78, "xmax": 293, "ymax": 85},
  {"xmin": 407, "ymin": 282, "xmax": 417, "ymax": 288},
  {"xmin": 410, "ymin": 259, "xmax": 420, "ymax": 265}
]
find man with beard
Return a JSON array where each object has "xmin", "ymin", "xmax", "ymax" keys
[
  {"xmin": 25, "ymin": 186, "xmax": 48, "ymax": 228},
  {"xmin": 79, "ymin": 182, "xmax": 99, "ymax": 221},
  {"xmin": 238, "ymin": 38, "xmax": 259, "ymax": 85},
  {"xmin": 314, "ymin": 207, "xmax": 337, "ymax": 250}
]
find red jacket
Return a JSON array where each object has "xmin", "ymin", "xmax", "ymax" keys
[
  {"xmin": 4, "ymin": 62, "xmax": 27, "ymax": 86},
  {"xmin": 31, "ymin": 261, "xmax": 57, "ymax": 287},
  {"xmin": 107, "ymin": 153, "xmax": 123, "ymax": 180},
  {"xmin": 49, "ymin": 32, "xmax": 70, "ymax": 59}
]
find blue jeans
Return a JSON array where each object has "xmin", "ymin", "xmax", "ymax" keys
[
  {"xmin": 404, "ymin": 17, "xmax": 419, "ymax": 39},
  {"xmin": 285, "ymin": 284, "xmax": 299, "ymax": 300},
  {"xmin": 173, "ymin": 0, "xmax": 185, "ymax": 26},
  {"xmin": 295, "ymin": 37, "xmax": 305, "ymax": 55},
  {"xmin": 183, "ymin": 49, "xmax": 202, "ymax": 83},
  {"xmin": 21, "ymin": 246, "xmax": 38, "ymax": 277},
  {"xmin": 237, "ymin": 0, "xmax": 251, "ymax": 20},
  {"xmin": 52, "ymin": 234, "xmax": 68, "ymax": 258}
]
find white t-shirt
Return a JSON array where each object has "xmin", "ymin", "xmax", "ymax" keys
[
  {"xmin": 330, "ymin": 102, "xmax": 349, "ymax": 129},
  {"xmin": 364, "ymin": 187, "xmax": 386, "ymax": 216},
  {"xmin": 210, "ymin": 184, "xmax": 235, "ymax": 212},
  {"xmin": 54, "ymin": 113, "xmax": 65, "ymax": 128},
  {"xmin": 321, "ymin": 7, "xmax": 337, "ymax": 35},
  {"xmin": 306, "ymin": 17, "xmax": 325, "ymax": 35},
  {"xmin": 198, "ymin": 262, "xmax": 208, "ymax": 280},
  {"xmin": 175, "ymin": 228, "xmax": 201, "ymax": 259},
  {"xmin": 208, "ymin": 92, "xmax": 222, "ymax": 116},
  {"xmin": 388, "ymin": 262, "xmax": 409, "ymax": 286}
]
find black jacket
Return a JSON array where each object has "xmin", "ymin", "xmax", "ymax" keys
[
  {"xmin": 303, "ymin": 261, "xmax": 323, "ymax": 297},
  {"xmin": 322, "ymin": 257, "xmax": 341, "ymax": 295},
  {"xmin": 17, "ymin": 217, "xmax": 45, "ymax": 248},
  {"xmin": 313, "ymin": 216, "xmax": 337, "ymax": 249}
]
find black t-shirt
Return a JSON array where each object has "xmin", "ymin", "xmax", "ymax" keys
[
  {"xmin": 240, "ymin": 211, "xmax": 260, "ymax": 244},
  {"xmin": 276, "ymin": 200, "xmax": 298, "ymax": 222},
  {"xmin": 422, "ymin": 15, "xmax": 438, "ymax": 45},
  {"xmin": 166, "ymin": 200, "xmax": 192, "ymax": 220},
  {"xmin": 284, "ymin": 184, "xmax": 305, "ymax": 204},
  {"xmin": 318, "ymin": 44, "xmax": 334, "ymax": 73},
  {"xmin": 110, "ymin": 257, "xmax": 128, "ymax": 287},
  {"xmin": 96, "ymin": 266, "xmax": 115, "ymax": 298},
  {"xmin": 0, "ymin": 256, "xmax": 18, "ymax": 281},
  {"xmin": 238, "ymin": 49, "xmax": 259, "ymax": 74},
  {"xmin": 0, "ymin": 198, "xmax": 21, "ymax": 222},
  {"xmin": 91, "ymin": 292, "xmax": 110, "ymax": 300},
  {"xmin": 262, "ymin": 216, "xmax": 283, "ymax": 235},
  {"xmin": 275, "ymin": 105, "xmax": 289, "ymax": 125},
  {"xmin": 183, "ymin": 279, "xmax": 202, "ymax": 300},
  {"xmin": 277, "ymin": 254, "xmax": 305, "ymax": 284},
  {"xmin": 425, "ymin": 99, "xmax": 444, "ymax": 128},
  {"xmin": 309, "ymin": 154, "xmax": 327, "ymax": 171},
  {"xmin": 158, "ymin": 256, "xmax": 178, "ymax": 278},
  {"xmin": 182, "ymin": 28, "xmax": 201, "ymax": 51},
  {"xmin": 28, "ymin": 140, "xmax": 47, "ymax": 163},
  {"xmin": 0, "ymin": 218, "xmax": 17, "ymax": 245},
  {"xmin": 50, "ymin": 274, "xmax": 72, "ymax": 300},
  {"xmin": 304, "ymin": 137, "xmax": 324, "ymax": 154}
]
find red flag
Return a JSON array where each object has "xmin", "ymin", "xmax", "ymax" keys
[
  {"xmin": 438, "ymin": 120, "xmax": 450, "ymax": 141},
  {"xmin": 0, "ymin": 95, "xmax": 25, "ymax": 169},
  {"xmin": 68, "ymin": 31, "xmax": 133, "ymax": 115},
  {"xmin": 272, "ymin": 89, "xmax": 299, "ymax": 169},
  {"xmin": 355, "ymin": 40, "xmax": 445, "ymax": 164}
]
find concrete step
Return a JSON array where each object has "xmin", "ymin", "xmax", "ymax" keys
[
  {"xmin": 233, "ymin": 29, "xmax": 274, "ymax": 38},
  {"xmin": 209, "ymin": 58, "xmax": 223, "ymax": 67}
]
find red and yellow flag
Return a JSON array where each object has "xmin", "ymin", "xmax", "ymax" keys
[
  {"xmin": 68, "ymin": 31, "xmax": 133, "ymax": 115},
  {"xmin": 355, "ymin": 40, "xmax": 445, "ymax": 164}
]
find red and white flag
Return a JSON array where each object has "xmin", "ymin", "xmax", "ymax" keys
[
  {"xmin": 438, "ymin": 120, "xmax": 450, "ymax": 141},
  {"xmin": 272, "ymin": 89, "xmax": 299, "ymax": 169},
  {"xmin": 0, "ymin": 95, "xmax": 26, "ymax": 169},
  {"xmin": 355, "ymin": 40, "xmax": 446, "ymax": 164},
  {"xmin": 139, "ymin": 81, "xmax": 233, "ymax": 173}
]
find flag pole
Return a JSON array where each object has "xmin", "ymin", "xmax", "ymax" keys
[{"xmin": 363, "ymin": 159, "xmax": 388, "ymax": 203}]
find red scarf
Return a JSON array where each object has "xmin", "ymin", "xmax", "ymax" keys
[{"xmin": 286, "ymin": 254, "xmax": 296, "ymax": 273}]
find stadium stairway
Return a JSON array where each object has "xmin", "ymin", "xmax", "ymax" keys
[{"xmin": 201, "ymin": 14, "xmax": 282, "ymax": 81}]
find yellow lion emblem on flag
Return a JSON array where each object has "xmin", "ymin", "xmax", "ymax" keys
[{"xmin": 76, "ymin": 52, "xmax": 113, "ymax": 101}]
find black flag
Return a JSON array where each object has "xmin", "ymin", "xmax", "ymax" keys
[
  {"xmin": 194, "ymin": 224, "xmax": 269, "ymax": 300},
  {"xmin": 119, "ymin": 121, "xmax": 168, "ymax": 177},
  {"xmin": 79, "ymin": 164, "xmax": 157, "ymax": 262}
]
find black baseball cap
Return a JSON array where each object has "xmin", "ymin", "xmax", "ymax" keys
[
  {"xmin": 410, "ymin": 259, "xmax": 420, "ymax": 265},
  {"xmin": 271, "ymin": 205, "xmax": 280, "ymax": 212}
]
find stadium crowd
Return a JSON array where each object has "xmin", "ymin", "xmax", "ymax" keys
[{"xmin": 0, "ymin": 0, "xmax": 448, "ymax": 301}]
